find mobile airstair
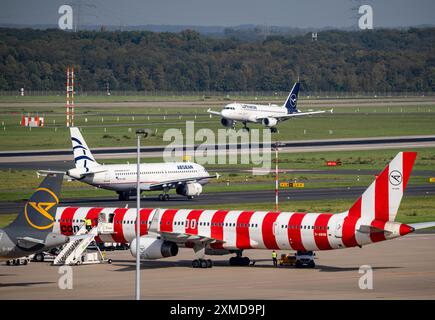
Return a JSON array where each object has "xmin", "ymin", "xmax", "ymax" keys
[{"xmin": 53, "ymin": 211, "xmax": 115, "ymax": 266}]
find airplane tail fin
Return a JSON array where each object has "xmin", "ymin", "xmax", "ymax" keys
[
  {"xmin": 283, "ymin": 82, "xmax": 300, "ymax": 114},
  {"xmin": 345, "ymin": 152, "xmax": 417, "ymax": 222},
  {"xmin": 70, "ymin": 127, "xmax": 99, "ymax": 169},
  {"xmin": 5, "ymin": 173, "xmax": 63, "ymax": 234}
]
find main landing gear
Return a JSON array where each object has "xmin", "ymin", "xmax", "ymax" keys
[
  {"xmin": 192, "ymin": 244, "xmax": 213, "ymax": 269},
  {"xmin": 242, "ymin": 121, "xmax": 250, "ymax": 132},
  {"xmin": 158, "ymin": 193, "xmax": 170, "ymax": 201},
  {"xmin": 229, "ymin": 250, "xmax": 250, "ymax": 266},
  {"xmin": 192, "ymin": 259, "xmax": 213, "ymax": 268},
  {"xmin": 270, "ymin": 127, "xmax": 278, "ymax": 133},
  {"xmin": 117, "ymin": 191, "xmax": 130, "ymax": 201}
]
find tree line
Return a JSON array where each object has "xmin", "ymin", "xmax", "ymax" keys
[{"xmin": 0, "ymin": 27, "xmax": 434, "ymax": 92}]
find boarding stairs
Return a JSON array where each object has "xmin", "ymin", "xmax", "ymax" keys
[{"xmin": 53, "ymin": 224, "xmax": 102, "ymax": 265}]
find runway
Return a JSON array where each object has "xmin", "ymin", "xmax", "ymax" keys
[
  {"xmin": 1, "ymin": 135, "xmax": 434, "ymax": 163},
  {"xmin": 1, "ymin": 234, "xmax": 435, "ymax": 299},
  {"xmin": 0, "ymin": 185, "xmax": 433, "ymax": 215}
]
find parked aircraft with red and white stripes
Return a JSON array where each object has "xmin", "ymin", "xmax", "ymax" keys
[{"xmin": 50, "ymin": 152, "xmax": 435, "ymax": 268}]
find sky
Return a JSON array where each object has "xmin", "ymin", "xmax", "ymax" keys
[{"xmin": 0, "ymin": 0, "xmax": 434, "ymax": 28}]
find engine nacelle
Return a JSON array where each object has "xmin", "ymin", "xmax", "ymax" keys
[
  {"xmin": 176, "ymin": 183, "xmax": 203, "ymax": 196},
  {"xmin": 130, "ymin": 237, "xmax": 179, "ymax": 260},
  {"xmin": 262, "ymin": 118, "xmax": 278, "ymax": 127},
  {"xmin": 221, "ymin": 118, "xmax": 234, "ymax": 128}
]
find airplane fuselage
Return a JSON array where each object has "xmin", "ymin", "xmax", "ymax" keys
[
  {"xmin": 52, "ymin": 207, "xmax": 413, "ymax": 252},
  {"xmin": 221, "ymin": 103, "xmax": 288, "ymax": 123},
  {"xmin": 68, "ymin": 162, "xmax": 210, "ymax": 192}
]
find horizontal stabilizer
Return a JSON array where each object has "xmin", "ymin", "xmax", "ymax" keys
[
  {"xmin": 409, "ymin": 221, "xmax": 435, "ymax": 230},
  {"xmin": 207, "ymin": 108, "xmax": 222, "ymax": 116}
]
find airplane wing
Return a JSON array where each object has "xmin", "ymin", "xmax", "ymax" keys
[
  {"xmin": 207, "ymin": 108, "xmax": 222, "ymax": 116},
  {"xmin": 159, "ymin": 231, "xmax": 224, "ymax": 246},
  {"xmin": 15, "ymin": 237, "xmax": 45, "ymax": 250},
  {"xmin": 146, "ymin": 209, "xmax": 225, "ymax": 246},
  {"xmin": 256, "ymin": 109, "xmax": 333, "ymax": 122},
  {"xmin": 141, "ymin": 174, "xmax": 219, "ymax": 191}
]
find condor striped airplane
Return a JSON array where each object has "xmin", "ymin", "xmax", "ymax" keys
[{"xmin": 51, "ymin": 152, "xmax": 435, "ymax": 268}]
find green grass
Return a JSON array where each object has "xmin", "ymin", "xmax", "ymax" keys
[
  {"xmin": 0, "ymin": 214, "xmax": 17, "ymax": 228},
  {"xmin": 103, "ymin": 147, "xmax": 435, "ymax": 172},
  {"xmin": 0, "ymin": 102, "xmax": 434, "ymax": 150},
  {"xmin": 0, "ymin": 146, "xmax": 434, "ymax": 202}
]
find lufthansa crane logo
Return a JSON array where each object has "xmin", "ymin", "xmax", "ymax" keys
[
  {"xmin": 389, "ymin": 170, "xmax": 403, "ymax": 186},
  {"xmin": 24, "ymin": 188, "xmax": 59, "ymax": 230},
  {"xmin": 290, "ymin": 94, "xmax": 297, "ymax": 107}
]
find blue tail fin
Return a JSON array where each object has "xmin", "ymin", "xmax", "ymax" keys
[{"xmin": 283, "ymin": 82, "xmax": 300, "ymax": 114}]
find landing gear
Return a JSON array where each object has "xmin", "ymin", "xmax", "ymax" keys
[
  {"xmin": 187, "ymin": 195, "xmax": 194, "ymax": 200},
  {"xmin": 242, "ymin": 121, "xmax": 250, "ymax": 132},
  {"xmin": 118, "ymin": 192, "xmax": 130, "ymax": 201},
  {"xmin": 229, "ymin": 250, "xmax": 250, "ymax": 266},
  {"xmin": 192, "ymin": 259, "xmax": 213, "ymax": 268},
  {"xmin": 270, "ymin": 127, "xmax": 278, "ymax": 133},
  {"xmin": 158, "ymin": 193, "xmax": 170, "ymax": 201},
  {"xmin": 34, "ymin": 253, "xmax": 44, "ymax": 262}
]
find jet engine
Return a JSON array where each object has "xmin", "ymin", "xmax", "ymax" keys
[
  {"xmin": 130, "ymin": 237, "xmax": 179, "ymax": 259},
  {"xmin": 221, "ymin": 118, "xmax": 234, "ymax": 128},
  {"xmin": 262, "ymin": 118, "xmax": 278, "ymax": 127},
  {"xmin": 176, "ymin": 183, "xmax": 203, "ymax": 196}
]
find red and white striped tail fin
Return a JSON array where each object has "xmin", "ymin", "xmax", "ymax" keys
[{"xmin": 347, "ymin": 152, "xmax": 417, "ymax": 222}]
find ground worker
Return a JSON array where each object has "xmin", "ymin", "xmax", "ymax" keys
[
  {"xmin": 85, "ymin": 218, "xmax": 92, "ymax": 231},
  {"xmin": 272, "ymin": 250, "xmax": 278, "ymax": 267}
]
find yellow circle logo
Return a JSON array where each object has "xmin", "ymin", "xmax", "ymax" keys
[{"xmin": 24, "ymin": 187, "xmax": 59, "ymax": 230}]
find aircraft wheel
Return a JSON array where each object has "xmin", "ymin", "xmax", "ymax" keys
[
  {"xmin": 23, "ymin": 259, "xmax": 28, "ymax": 265},
  {"xmin": 164, "ymin": 194, "xmax": 169, "ymax": 201},
  {"xmin": 158, "ymin": 194, "xmax": 164, "ymax": 201},
  {"xmin": 192, "ymin": 259, "xmax": 200, "ymax": 268},
  {"xmin": 229, "ymin": 257, "xmax": 236, "ymax": 266},
  {"xmin": 206, "ymin": 259, "xmax": 213, "ymax": 268},
  {"xmin": 6, "ymin": 260, "xmax": 11, "ymax": 266},
  {"xmin": 309, "ymin": 261, "xmax": 315, "ymax": 268},
  {"xmin": 295, "ymin": 260, "xmax": 302, "ymax": 268},
  {"xmin": 34, "ymin": 253, "xmax": 44, "ymax": 262},
  {"xmin": 200, "ymin": 259, "xmax": 208, "ymax": 268},
  {"xmin": 107, "ymin": 259, "xmax": 113, "ymax": 264},
  {"xmin": 243, "ymin": 257, "xmax": 250, "ymax": 266},
  {"xmin": 271, "ymin": 127, "xmax": 278, "ymax": 133}
]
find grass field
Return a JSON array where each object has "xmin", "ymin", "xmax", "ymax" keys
[
  {"xmin": 0, "ymin": 147, "xmax": 434, "ymax": 203},
  {"xmin": 0, "ymin": 99, "xmax": 434, "ymax": 150}
]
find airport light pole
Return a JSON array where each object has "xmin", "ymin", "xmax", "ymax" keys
[
  {"xmin": 274, "ymin": 142, "xmax": 284, "ymax": 212},
  {"xmin": 135, "ymin": 129, "xmax": 146, "ymax": 300}
]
